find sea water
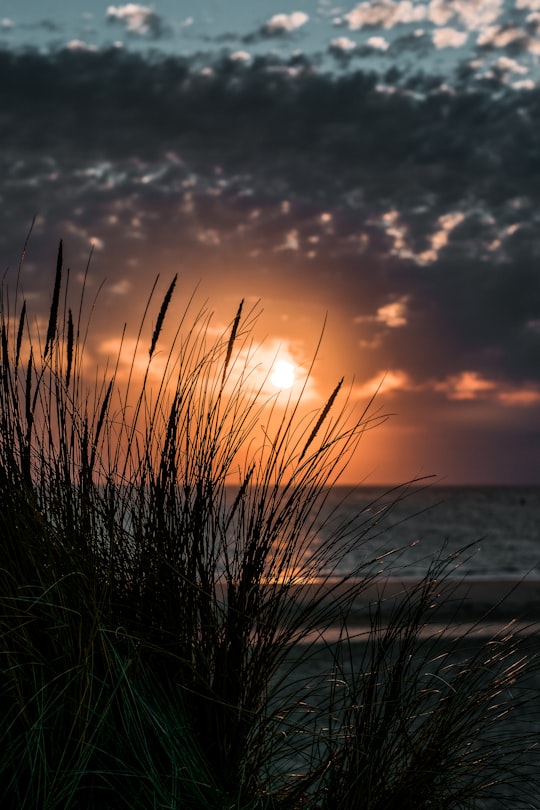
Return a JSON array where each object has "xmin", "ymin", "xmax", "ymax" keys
[
  {"xmin": 313, "ymin": 484, "xmax": 540, "ymax": 581},
  {"xmin": 276, "ymin": 485, "xmax": 540, "ymax": 806}
]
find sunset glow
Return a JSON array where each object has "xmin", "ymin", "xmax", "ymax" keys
[{"xmin": 3, "ymin": 0, "xmax": 540, "ymax": 483}]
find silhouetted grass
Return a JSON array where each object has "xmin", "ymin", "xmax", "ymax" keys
[{"xmin": 0, "ymin": 243, "xmax": 538, "ymax": 808}]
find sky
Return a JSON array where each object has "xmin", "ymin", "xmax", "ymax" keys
[{"xmin": 2, "ymin": 1, "xmax": 540, "ymax": 485}]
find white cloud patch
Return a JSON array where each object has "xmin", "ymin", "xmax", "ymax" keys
[
  {"xmin": 264, "ymin": 12, "xmax": 309, "ymax": 34},
  {"xmin": 274, "ymin": 229, "xmax": 300, "ymax": 251},
  {"xmin": 417, "ymin": 211, "xmax": 465, "ymax": 264},
  {"xmin": 428, "ymin": 0, "xmax": 454, "ymax": 25},
  {"xmin": 380, "ymin": 209, "xmax": 412, "ymax": 258},
  {"xmin": 429, "ymin": 0, "xmax": 503, "ymax": 30},
  {"xmin": 367, "ymin": 35, "xmax": 390, "ymax": 49},
  {"xmin": 525, "ymin": 11, "xmax": 540, "ymax": 29},
  {"xmin": 344, "ymin": 1, "xmax": 427, "ymax": 30},
  {"xmin": 512, "ymin": 78, "xmax": 535, "ymax": 89},
  {"xmin": 450, "ymin": 0, "xmax": 503, "ymax": 30},
  {"xmin": 527, "ymin": 36, "xmax": 540, "ymax": 53},
  {"xmin": 65, "ymin": 39, "xmax": 98, "ymax": 52},
  {"xmin": 376, "ymin": 295, "xmax": 409, "ymax": 326},
  {"xmin": 329, "ymin": 36, "xmax": 357, "ymax": 51},
  {"xmin": 373, "ymin": 209, "xmax": 467, "ymax": 265},
  {"xmin": 1, "ymin": 18, "xmax": 15, "ymax": 30},
  {"xmin": 433, "ymin": 27, "xmax": 468, "ymax": 48},
  {"xmin": 493, "ymin": 56, "xmax": 528, "ymax": 74},
  {"xmin": 332, "ymin": 0, "xmax": 503, "ymax": 37},
  {"xmin": 477, "ymin": 25, "xmax": 527, "ymax": 47},
  {"xmin": 486, "ymin": 222, "xmax": 523, "ymax": 252},
  {"xmin": 229, "ymin": 50, "xmax": 251, "ymax": 62},
  {"xmin": 106, "ymin": 4, "xmax": 164, "ymax": 37}
]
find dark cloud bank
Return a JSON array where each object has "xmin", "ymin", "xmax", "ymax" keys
[
  {"xmin": 4, "ymin": 47, "xmax": 540, "ymax": 184},
  {"xmin": 1, "ymin": 47, "xmax": 539, "ymax": 481}
]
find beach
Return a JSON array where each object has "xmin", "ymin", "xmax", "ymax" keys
[{"xmin": 276, "ymin": 603, "xmax": 540, "ymax": 809}]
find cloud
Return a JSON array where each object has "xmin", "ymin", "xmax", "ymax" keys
[
  {"xmin": 498, "ymin": 386, "xmax": 540, "ymax": 405},
  {"xmin": 435, "ymin": 371, "xmax": 496, "ymax": 400},
  {"xmin": 2, "ymin": 48, "xmax": 540, "ymax": 413},
  {"xmin": 434, "ymin": 372, "xmax": 540, "ymax": 405},
  {"xmin": 3, "ymin": 49, "xmax": 540, "ymax": 210},
  {"xmin": 262, "ymin": 12, "xmax": 309, "ymax": 36},
  {"xmin": 367, "ymin": 35, "xmax": 390, "ymax": 50},
  {"xmin": 354, "ymin": 295, "xmax": 410, "ymax": 328},
  {"xmin": 106, "ymin": 4, "xmax": 165, "ymax": 37},
  {"xmin": 329, "ymin": 36, "xmax": 357, "ymax": 54},
  {"xmin": 355, "ymin": 368, "xmax": 540, "ymax": 409},
  {"xmin": 243, "ymin": 12, "xmax": 309, "ymax": 43},
  {"xmin": 377, "ymin": 296, "xmax": 409, "ymax": 327},
  {"xmin": 370, "ymin": 210, "xmax": 467, "ymax": 265},
  {"xmin": 354, "ymin": 369, "xmax": 413, "ymax": 398},
  {"xmin": 281, "ymin": 229, "xmax": 301, "ymax": 250},
  {"xmin": 416, "ymin": 212, "xmax": 466, "ymax": 264},
  {"xmin": 444, "ymin": 0, "xmax": 503, "ymax": 31},
  {"xmin": 433, "ymin": 27, "xmax": 468, "ymax": 48},
  {"xmin": 477, "ymin": 24, "xmax": 528, "ymax": 48},
  {"xmin": 340, "ymin": 0, "xmax": 503, "ymax": 32},
  {"xmin": 2, "ymin": 28, "xmax": 540, "ymax": 481},
  {"xmin": 229, "ymin": 50, "xmax": 251, "ymax": 63},
  {"xmin": 512, "ymin": 78, "xmax": 535, "ymax": 89},
  {"xmin": 493, "ymin": 55, "xmax": 528, "ymax": 74},
  {"xmin": 65, "ymin": 40, "xmax": 99, "ymax": 52},
  {"xmin": 343, "ymin": 1, "xmax": 427, "ymax": 30},
  {"xmin": 428, "ymin": 0, "xmax": 454, "ymax": 26}
]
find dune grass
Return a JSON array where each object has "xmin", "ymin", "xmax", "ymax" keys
[{"xmin": 0, "ymin": 242, "xmax": 538, "ymax": 808}]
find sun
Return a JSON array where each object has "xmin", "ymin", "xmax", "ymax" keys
[{"xmin": 270, "ymin": 360, "xmax": 296, "ymax": 390}]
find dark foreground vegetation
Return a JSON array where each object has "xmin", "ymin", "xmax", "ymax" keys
[{"xmin": 0, "ymin": 243, "xmax": 538, "ymax": 808}]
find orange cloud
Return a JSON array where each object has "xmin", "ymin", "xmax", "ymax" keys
[
  {"xmin": 434, "ymin": 371, "xmax": 540, "ymax": 405},
  {"xmin": 354, "ymin": 295, "xmax": 409, "ymax": 329},
  {"xmin": 498, "ymin": 388, "xmax": 540, "ymax": 406},
  {"xmin": 435, "ymin": 371, "xmax": 495, "ymax": 400},
  {"xmin": 354, "ymin": 369, "xmax": 412, "ymax": 399}
]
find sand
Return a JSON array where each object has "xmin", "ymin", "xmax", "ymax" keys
[{"xmin": 271, "ymin": 577, "xmax": 540, "ymax": 808}]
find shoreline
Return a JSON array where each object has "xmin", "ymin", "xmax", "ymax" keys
[
  {"xmin": 297, "ymin": 620, "xmax": 540, "ymax": 644},
  {"xmin": 283, "ymin": 575, "xmax": 540, "ymax": 631}
]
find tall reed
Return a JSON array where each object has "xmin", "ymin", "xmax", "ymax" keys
[{"xmin": 0, "ymin": 243, "xmax": 537, "ymax": 808}]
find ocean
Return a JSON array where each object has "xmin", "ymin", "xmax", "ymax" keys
[
  {"xmin": 278, "ymin": 485, "xmax": 540, "ymax": 806},
  {"xmin": 315, "ymin": 484, "xmax": 540, "ymax": 581}
]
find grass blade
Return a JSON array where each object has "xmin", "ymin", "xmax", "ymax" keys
[
  {"xmin": 299, "ymin": 377, "xmax": 343, "ymax": 461},
  {"xmin": 221, "ymin": 299, "xmax": 243, "ymax": 386},
  {"xmin": 44, "ymin": 240, "xmax": 63, "ymax": 359},
  {"xmin": 149, "ymin": 274, "xmax": 177, "ymax": 359}
]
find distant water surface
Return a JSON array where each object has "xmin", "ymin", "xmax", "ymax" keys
[{"xmin": 312, "ymin": 485, "xmax": 540, "ymax": 581}]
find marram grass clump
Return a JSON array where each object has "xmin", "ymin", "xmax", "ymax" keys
[{"xmin": 0, "ymin": 243, "xmax": 537, "ymax": 809}]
